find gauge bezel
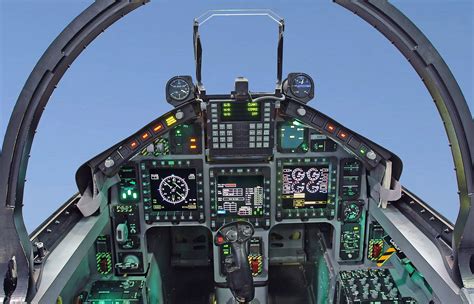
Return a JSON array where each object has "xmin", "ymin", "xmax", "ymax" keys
[
  {"xmin": 165, "ymin": 75, "xmax": 194, "ymax": 106},
  {"xmin": 290, "ymin": 74, "xmax": 313, "ymax": 98},
  {"xmin": 284, "ymin": 72, "xmax": 315, "ymax": 104}
]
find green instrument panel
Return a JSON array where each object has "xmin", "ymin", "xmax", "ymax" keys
[{"xmin": 277, "ymin": 120, "xmax": 309, "ymax": 153}]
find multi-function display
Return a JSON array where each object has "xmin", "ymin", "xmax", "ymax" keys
[
  {"xmin": 216, "ymin": 175, "xmax": 264, "ymax": 217},
  {"xmin": 149, "ymin": 168, "xmax": 198, "ymax": 211},
  {"xmin": 281, "ymin": 165, "xmax": 329, "ymax": 209}
]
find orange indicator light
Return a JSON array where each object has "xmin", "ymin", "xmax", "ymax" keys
[
  {"xmin": 337, "ymin": 130, "xmax": 348, "ymax": 140},
  {"xmin": 190, "ymin": 145, "xmax": 197, "ymax": 149},
  {"xmin": 325, "ymin": 123, "xmax": 336, "ymax": 133},
  {"xmin": 152, "ymin": 123, "xmax": 163, "ymax": 133},
  {"xmin": 129, "ymin": 140, "xmax": 138, "ymax": 149},
  {"xmin": 190, "ymin": 138, "xmax": 197, "ymax": 143},
  {"xmin": 141, "ymin": 132, "xmax": 150, "ymax": 140}
]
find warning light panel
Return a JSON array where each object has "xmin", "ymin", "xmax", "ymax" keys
[{"xmin": 165, "ymin": 115, "xmax": 177, "ymax": 126}]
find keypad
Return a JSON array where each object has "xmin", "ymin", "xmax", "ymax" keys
[{"xmin": 209, "ymin": 101, "xmax": 272, "ymax": 150}]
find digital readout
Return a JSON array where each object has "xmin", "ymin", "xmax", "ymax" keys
[
  {"xmin": 216, "ymin": 175, "xmax": 264, "ymax": 217},
  {"xmin": 220, "ymin": 102, "xmax": 261, "ymax": 121}
]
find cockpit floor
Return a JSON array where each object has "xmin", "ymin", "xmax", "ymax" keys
[
  {"xmin": 268, "ymin": 265, "xmax": 313, "ymax": 304},
  {"xmin": 167, "ymin": 266, "xmax": 214, "ymax": 304}
]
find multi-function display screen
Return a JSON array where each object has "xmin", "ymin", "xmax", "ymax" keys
[
  {"xmin": 149, "ymin": 168, "xmax": 198, "ymax": 211},
  {"xmin": 216, "ymin": 175, "xmax": 264, "ymax": 217},
  {"xmin": 220, "ymin": 102, "xmax": 261, "ymax": 122},
  {"xmin": 281, "ymin": 165, "xmax": 330, "ymax": 209}
]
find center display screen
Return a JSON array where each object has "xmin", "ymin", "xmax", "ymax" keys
[
  {"xmin": 216, "ymin": 175, "xmax": 264, "ymax": 217},
  {"xmin": 281, "ymin": 165, "xmax": 330, "ymax": 209},
  {"xmin": 220, "ymin": 101, "xmax": 261, "ymax": 121},
  {"xmin": 149, "ymin": 168, "xmax": 198, "ymax": 211}
]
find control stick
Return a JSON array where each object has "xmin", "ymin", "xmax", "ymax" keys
[{"xmin": 214, "ymin": 221, "xmax": 255, "ymax": 303}]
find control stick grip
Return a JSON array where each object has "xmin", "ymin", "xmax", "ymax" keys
[{"xmin": 227, "ymin": 241, "xmax": 254, "ymax": 303}]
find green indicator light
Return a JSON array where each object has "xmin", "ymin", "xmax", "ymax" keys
[
  {"xmin": 122, "ymin": 193, "xmax": 127, "ymax": 199},
  {"xmin": 168, "ymin": 161, "xmax": 175, "ymax": 166},
  {"xmin": 133, "ymin": 193, "xmax": 137, "ymax": 199},
  {"xmin": 292, "ymin": 120, "xmax": 304, "ymax": 126},
  {"xmin": 127, "ymin": 189, "xmax": 132, "ymax": 195},
  {"xmin": 359, "ymin": 145, "xmax": 368, "ymax": 155}
]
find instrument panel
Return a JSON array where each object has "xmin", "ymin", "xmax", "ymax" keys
[
  {"xmin": 105, "ymin": 77, "xmax": 370, "ymax": 284},
  {"xmin": 110, "ymin": 97, "xmax": 367, "ymax": 231}
]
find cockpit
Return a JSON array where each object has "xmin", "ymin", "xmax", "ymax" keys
[{"xmin": 1, "ymin": 2, "xmax": 473, "ymax": 304}]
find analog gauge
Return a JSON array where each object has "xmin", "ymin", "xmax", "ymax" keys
[
  {"xmin": 343, "ymin": 202, "xmax": 362, "ymax": 222},
  {"xmin": 306, "ymin": 181, "xmax": 320, "ymax": 194},
  {"xmin": 306, "ymin": 168, "xmax": 321, "ymax": 181},
  {"xmin": 158, "ymin": 175, "xmax": 189, "ymax": 204},
  {"xmin": 168, "ymin": 78, "xmax": 191, "ymax": 101},
  {"xmin": 291, "ymin": 168, "xmax": 306, "ymax": 182},
  {"xmin": 290, "ymin": 74, "xmax": 313, "ymax": 99},
  {"xmin": 292, "ymin": 184, "xmax": 305, "ymax": 193}
]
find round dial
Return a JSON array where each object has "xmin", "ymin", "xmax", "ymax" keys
[
  {"xmin": 290, "ymin": 74, "xmax": 313, "ymax": 98},
  {"xmin": 306, "ymin": 181, "xmax": 320, "ymax": 193},
  {"xmin": 168, "ymin": 78, "xmax": 191, "ymax": 101},
  {"xmin": 343, "ymin": 203, "xmax": 361, "ymax": 222},
  {"xmin": 158, "ymin": 175, "xmax": 189, "ymax": 204},
  {"xmin": 291, "ymin": 168, "xmax": 306, "ymax": 182},
  {"xmin": 306, "ymin": 168, "xmax": 321, "ymax": 181}
]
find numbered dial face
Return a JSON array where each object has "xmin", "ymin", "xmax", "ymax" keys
[
  {"xmin": 291, "ymin": 168, "xmax": 306, "ymax": 182},
  {"xmin": 290, "ymin": 75, "xmax": 313, "ymax": 98},
  {"xmin": 158, "ymin": 175, "xmax": 189, "ymax": 204},
  {"xmin": 343, "ymin": 203, "xmax": 362, "ymax": 222},
  {"xmin": 168, "ymin": 78, "xmax": 191, "ymax": 101}
]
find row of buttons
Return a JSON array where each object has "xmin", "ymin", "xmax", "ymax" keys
[
  {"xmin": 211, "ymin": 218, "xmax": 271, "ymax": 230},
  {"xmin": 211, "ymin": 123, "xmax": 233, "ymax": 130},
  {"xmin": 144, "ymin": 211, "xmax": 204, "ymax": 223}
]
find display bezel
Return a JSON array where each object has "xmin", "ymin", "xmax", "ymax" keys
[
  {"xmin": 140, "ymin": 159, "xmax": 205, "ymax": 223},
  {"xmin": 209, "ymin": 167, "xmax": 271, "ymax": 230},
  {"xmin": 276, "ymin": 157, "xmax": 337, "ymax": 220}
]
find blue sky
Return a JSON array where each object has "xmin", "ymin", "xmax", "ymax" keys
[{"xmin": 1, "ymin": 0, "xmax": 472, "ymax": 232}]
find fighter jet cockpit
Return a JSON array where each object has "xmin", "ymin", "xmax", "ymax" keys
[{"xmin": 1, "ymin": 1, "xmax": 473, "ymax": 304}]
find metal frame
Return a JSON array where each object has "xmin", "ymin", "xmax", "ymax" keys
[
  {"xmin": 0, "ymin": 0, "xmax": 472, "ymax": 300},
  {"xmin": 334, "ymin": 0, "xmax": 474, "ymax": 287}
]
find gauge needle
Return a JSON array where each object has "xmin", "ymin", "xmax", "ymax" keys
[{"xmin": 164, "ymin": 181, "xmax": 173, "ymax": 189}]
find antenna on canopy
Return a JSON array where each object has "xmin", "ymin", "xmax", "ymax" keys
[{"xmin": 193, "ymin": 9, "xmax": 285, "ymax": 95}]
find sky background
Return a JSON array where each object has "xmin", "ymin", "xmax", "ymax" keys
[{"xmin": 1, "ymin": 0, "xmax": 472, "ymax": 232}]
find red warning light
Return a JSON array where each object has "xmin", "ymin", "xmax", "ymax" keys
[{"xmin": 216, "ymin": 235, "xmax": 225, "ymax": 245}]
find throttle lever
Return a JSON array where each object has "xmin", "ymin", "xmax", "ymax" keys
[{"xmin": 214, "ymin": 221, "xmax": 255, "ymax": 303}]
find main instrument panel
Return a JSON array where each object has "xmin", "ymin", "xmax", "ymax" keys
[{"xmin": 104, "ymin": 74, "xmax": 371, "ymax": 283}]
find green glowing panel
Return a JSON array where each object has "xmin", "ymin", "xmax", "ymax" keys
[
  {"xmin": 277, "ymin": 120, "xmax": 309, "ymax": 153},
  {"xmin": 87, "ymin": 280, "xmax": 144, "ymax": 303},
  {"xmin": 118, "ymin": 166, "xmax": 139, "ymax": 203},
  {"xmin": 220, "ymin": 102, "xmax": 261, "ymax": 121}
]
